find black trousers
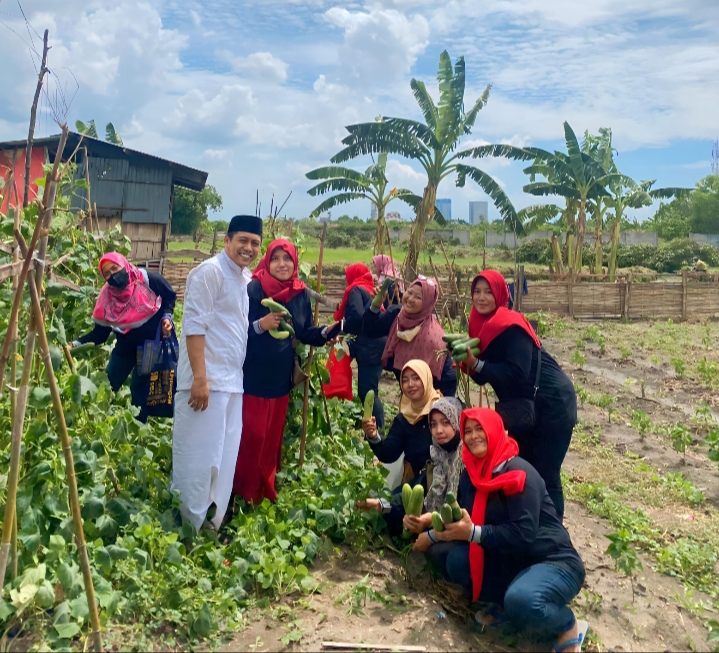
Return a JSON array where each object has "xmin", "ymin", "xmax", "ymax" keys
[
  {"xmin": 106, "ymin": 348, "xmax": 148, "ymax": 423},
  {"xmin": 357, "ymin": 363, "xmax": 384, "ymax": 431}
]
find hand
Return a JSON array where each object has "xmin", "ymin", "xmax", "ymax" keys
[
  {"xmin": 354, "ymin": 498, "xmax": 381, "ymax": 513},
  {"xmin": 464, "ymin": 347, "xmax": 478, "ymax": 370},
  {"xmin": 412, "ymin": 532, "xmax": 433, "ymax": 553},
  {"xmin": 362, "ymin": 416, "xmax": 378, "ymax": 439},
  {"xmin": 259, "ymin": 311, "xmax": 285, "ymax": 332},
  {"xmin": 325, "ymin": 321, "xmax": 342, "ymax": 345},
  {"xmin": 434, "ymin": 509, "xmax": 473, "ymax": 542},
  {"xmin": 403, "ymin": 512, "xmax": 432, "ymax": 534},
  {"xmin": 161, "ymin": 318, "xmax": 173, "ymax": 338},
  {"xmin": 189, "ymin": 376, "xmax": 210, "ymax": 412}
]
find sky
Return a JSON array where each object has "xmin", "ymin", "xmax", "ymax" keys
[{"xmin": 1, "ymin": 0, "xmax": 718, "ymax": 224}]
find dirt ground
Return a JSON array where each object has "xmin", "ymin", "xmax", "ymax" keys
[{"xmin": 223, "ymin": 319, "xmax": 719, "ymax": 653}]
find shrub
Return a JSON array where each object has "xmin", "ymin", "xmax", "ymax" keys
[{"xmin": 516, "ymin": 239, "xmax": 552, "ymax": 264}]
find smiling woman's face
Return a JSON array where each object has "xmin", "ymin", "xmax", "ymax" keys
[
  {"xmin": 269, "ymin": 249, "xmax": 294, "ymax": 281},
  {"xmin": 401, "ymin": 367, "xmax": 424, "ymax": 400},
  {"xmin": 402, "ymin": 284, "xmax": 424, "ymax": 315},
  {"xmin": 463, "ymin": 418, "xmax": 488, "ymax": 458},
  {"xmin": 472, "ymin": 278, "xmax": 497, "ymax": 315}
]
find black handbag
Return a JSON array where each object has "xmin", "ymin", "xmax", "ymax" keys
[{"xmin": 494, "ymin": 348, "xmax": 541, "ymax": 436}]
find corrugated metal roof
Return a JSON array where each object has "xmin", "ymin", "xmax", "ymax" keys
[{"xmin": 0, "ymin": 131, "xmax": 207, "ymax": 191}]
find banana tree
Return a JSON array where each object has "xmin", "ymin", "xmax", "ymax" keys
[
  {"xmin": 306, "ymin": 152, "xmax": 424, "ymax": 254},
  {"xmin": 75, "ymin": 120, "xmax": 123, "ymax": 146},
  {"xmin": 330, "ymin": 51, "xmax": 518, "ymax": 280}
]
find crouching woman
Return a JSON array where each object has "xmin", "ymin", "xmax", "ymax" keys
[{"xmin": 413, "ymin": 408, "xmax": 587, "ymax": 653}]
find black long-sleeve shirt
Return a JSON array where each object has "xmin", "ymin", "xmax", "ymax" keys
[
  {"xmin": 470, "ymin": 326, "xmax": 577, "ymax": 426},
  {"xmin": 457, "ymin": 456, "xmax": 585, "ymax": 604},
  {"xmin": 368, "ymin": 413, "xmax": 432, "ymax": 480},
  {"xmin": 76, "ymin": 271, "xmax": 176, "ymax": 357},
  {"xmin": 343, "ymin": 287, "xmax": 387, "ymax": 367},
  {"xmin": 244, "ymin": 281, "xmax": 329, "ymax": 398}
]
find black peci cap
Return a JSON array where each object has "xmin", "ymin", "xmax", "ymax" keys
[{"xmin": 228, "ymin": 215, "xmax": 263, "ymax": 237}]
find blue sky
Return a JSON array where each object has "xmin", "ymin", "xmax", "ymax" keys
[{"xmin": 1, "ymin": 0, "xmax": 717, "ymax": 224}]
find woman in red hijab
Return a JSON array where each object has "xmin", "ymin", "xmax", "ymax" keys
[
  {"xmin": 234, "ymin": 239, "xmax": 341, "ymax": 505},
  {"xmin": 414, "ymin": 408, "xmax": 587, "ymax": 653},
  {"xmin": 461, "ymin": 270, "xmax": 577, "ymax": 520},
  {"xmin": 336, "ymin": 262, "xmax": 389, "ymax": 430},
  {"xmin": 363, "ymin": 277, "xmax": 457, "ymax": 397}
]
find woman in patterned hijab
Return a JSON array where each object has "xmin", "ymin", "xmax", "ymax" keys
[{"xmin": 424, "ymin": 397, "xmax": 465, "ymax": 513}]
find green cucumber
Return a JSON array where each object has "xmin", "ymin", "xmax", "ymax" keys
[
  {"xmin": 279, "ymin": 319, "xmax": 295, "ymax": 336},
  {"xmin": 445, "ymin": 491, "xmax": 457, "ymax": 506},
  {"xmin": 452, "ymin": 505, "xmax": 462, "ymax": 522},
  {"xmin": 401, "ymin": 484, "xmax": 413, "ymax": 513},
  {"xmin": 453, "ymin": 347, "xmax": 480, "ymax": 363},
  {"xmin": 442, "ymin": 333, "xmax": 466, "ymax": 344},
  {"xmin": 440, "ymin": 504, "xmax": 454, "ymax": 525},
  {"xmin": 261, "ymin": 298, "xmax": 287, "ymax": 313},
  {"xmin": 371, "ymin": 277, "xmax": 393, "ymax": 309},
  {"xmin": 452, "ymin": 337, "xmax": 480, "ymax": 352},
  {"xmin": 431, "ymin": 512, "xmax": 445, "ymax": 532},
  {"xmin": 410, "ymin": 485, "xmax": 424, "ymax": 517},
  {"xmin": 363, "ymin": 391, "xmax": 375, "ymax": 420},
  {"xmin": 70, "ymin": 343, "xmax": 95, "ymax": 356},
  {"xmin": 268, "ymin": 329, "xmax": 290, "ymax": 340}
]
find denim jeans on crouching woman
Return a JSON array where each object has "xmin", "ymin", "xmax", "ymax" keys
[{"xmin": 429, "ymin": 542, "xmax": 580, "ymax": 635}]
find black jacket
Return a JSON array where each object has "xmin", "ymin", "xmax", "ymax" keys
[
  {"xmin": 457, "ymin": 456, "xmax": 585, "ymax": 603},
  {"xmin": 76, "ymin": 271, "xmax": 176, "ymax": 357},
  {"xmin": 368, "ymin": 413, "xmax": 432, "ymax": 480},
  {"xmin": 343, "ymin": 287, "xmax": 387, "ymax": 367},
  {"xmin": 244, "ymin": 282, "xmax": 328, "ymax": 398},
  {"xmin": 470, "ymin": 326, "xmax": 577, "ymax": 427}
]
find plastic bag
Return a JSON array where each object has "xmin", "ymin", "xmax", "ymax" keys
[{"xmin": 321, "ymin": 348, "xmax": 353, "ymax": 401}]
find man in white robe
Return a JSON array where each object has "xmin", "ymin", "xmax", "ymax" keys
[{"xmin": 171, "ymin": 214, "xmax": 263, "ymax": 532}]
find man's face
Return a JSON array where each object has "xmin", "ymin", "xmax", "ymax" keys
[{"xmin": 225, "ymin": 231, "xmax": 261, "ymax": 268}]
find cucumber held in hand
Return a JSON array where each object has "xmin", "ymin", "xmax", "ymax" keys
[
  {"xmin": 401, "ymin": 484, "xmax": 413, "ymax": 513},
  {"xmin": 70, "ymin": 342, "xmax": 95, "ymax": 356},
  {"xmin": 451, "ymin": 337, "xmax": 480, "ymax": 353},
  {"xmin": 261, "ymin": 298, "xmax": 288, "ymax": 314},
  {"xmin": 363, "ymin": 390, "xmax": 375, "ymax": 420},
  {"xmin": 453, "ymin": 348, "xmax": 480, "ymax": 363},
  {"xmin": 371, "ymin": 277, "xmax": 393, "ymax": 309},
  {"xmin": 440, "ymin": 503, "xmax": 454, "ymax": 525},
  {"xmin": 410, "ymin": 484, "xmax": 424, "ymax": 517},
  {"xmin": 431, "ymin": 511, "xmax": 445, "ymax": 532},
  {"xmin": 278, "ymin": 319, "xmax": 295, "ymax": 337},
  {"xmin": 442, "ymin": 333, "xmax": 467, "ymax": 344},
  {"xmin": 269, "ymin": 329, "xmax": 290, "ymax": 340}
]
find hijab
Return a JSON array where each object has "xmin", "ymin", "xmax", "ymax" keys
[
  {"xmin": 425, "ymin": 397, "xmax": 464, "ymax": 513},
  {"xmin": 334, "ymin": 263, "xmax": 376, "ymax": 322},
  {"xmin": 92, "ymin": 252, "xmax": 162, "ymax": 334},
  {"xmin": 372, "ymin": 254, "xmax": 405, "ymax": 293},
  {"xmin": 398, "ymin": 360, "xmax": 442, "ymax": 425},
  {"xmin": 460, "ymin": 407, "xmax": 527, "ymax": 602},
  {"xmin": 468, "ymin": 270, "xmax": 541, "ymax": 354},
  {"xmin": 252, "ymin": 239, "xmax": 306, "ymax": 304},
  {"xmin": 382, "ymin": 278, "xmax": 447, "ymax": 379}
]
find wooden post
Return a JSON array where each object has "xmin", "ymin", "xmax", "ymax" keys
[
  {"xmin": 568, "ymin": 268, "xmax": 575, "ymax": 319},
  {"xmin": 625, "ymin": 272, "xmax": 632, "ymax": 320},
  {"xmin": 385, "ymin": 223, "xmax": 400, "ymax": 303},
  {"xmin": 516, "ymin": 265, "xmax": 525, "ymax": 313},
  {"xmin": 210, "ymin": 229, "xmax": 218, "ymax": 255},
  {"xmin": 681, "ymin": 269, "xmax": 688, "ymax": 322},
  {"xmin": 23, "ymin": 30, "xmax": 50, "ymax": 208},
  {"xmin": 299, "ymin": 222, "xmax": 328, "ymax": 469}
]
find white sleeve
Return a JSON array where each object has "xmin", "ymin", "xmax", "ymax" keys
[{"xmin": 182, "ymin": 264, "xmax": 222, "ymax": 336}]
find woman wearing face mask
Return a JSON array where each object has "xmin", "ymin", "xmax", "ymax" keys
[
  {"xmin": 71, "ymin": 252, "xmax": 176, "ymax": 421},
  {"xmin": 461, "ymin": 270, "xmax": 577, "ymax": 521},
  {"xmin": 355, "ymin": 360, "xmax": 440, "ymax": 534},
  {"xmin": 336, "ymin": 262, "xmax": 388, "ymax": 431},
  {"xmin": 235, "ymin": 239, "xmax": 341, "ymax": 505},
  {"xmin": 363, "ymin": 277, "xmax": 457, "ymax": 397},
  {"xmin": 415, "ymin": 408, "xmax": 587, "ymax": 653}
]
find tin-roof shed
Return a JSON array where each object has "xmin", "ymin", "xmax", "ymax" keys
[{"xmin": 0, "ymin": 132, "xmax": 208, "ymax": 261}]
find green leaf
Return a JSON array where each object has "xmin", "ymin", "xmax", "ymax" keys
[
  {"xmin": 0, "ymin": 600, "xmax": 15, "ymax": 621},
  {"xmin": 49, "ymin": 345, "xmax": 64, "ymax": 371},
  {"xmin": 69, "ymin": 595, "xmax": 90, "ymax": 622},
  {"xmin": 70, "ymin": 374, "xmax": 98, "ymax": 405},
  {"xmin": 165, "ymin": 542, "xmax": 184, "ymax": 565},
  {"xmin": 57, "ymin": 562, "xmax": 81, "ymax": 592},
  {"xmin": 81, "ymin": 495, "xmax": 105, "ymax": 520},
  {"xmin": 54, "ymin": 622, "xmax": 81, "ymax": 639},
  {"xmin": 191, "ymin": 603, "xmax": 214, "ymax": 637},
  {"xmin": 300, "ymin": 575, "xmax": 319, "ymax": 592},
  {"xmin": 36, "ymin": 581, "xmax": 55, "ymax": 609},
  {"xmin": 10, "ymin": 584, "xmax": 39, "ymax": 609},
  {"xmin": 32, "ymin": 386, "xmax": 52, "ymax": 407},
  {"xmin": 105, "ymin": 544, "xmax": 129, "ymax": 561},
  {"xmin": 95, "ymin": 547, "xmax": 113, "ymax": 575},
  {"xmin": 315, "ymin": 509, "xmax": 336, "ymax": 533}
]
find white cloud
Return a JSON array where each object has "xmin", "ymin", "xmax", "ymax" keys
[
  {"xmin": 202, "ymin": 148, "xmax": 228, "ymax": 160},
  {"xmin": 165, "ymin": 85, "xmax": 254, "ymax": 131},
  {"xmin": 222, "ymin": 51, "xmax": 288, "ymax": 83}
]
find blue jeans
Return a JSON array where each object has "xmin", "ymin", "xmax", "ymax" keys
[
  {"xmin": 503, "ymin": 563, "xmax": 580, "ymax": 635},
  {"xmin": 358, "ymin": 363, "xmax": 384, "ymax": 431},
  {"xmin": 428, "ymin": 543, "xmax": 579, "ymax": 636}
]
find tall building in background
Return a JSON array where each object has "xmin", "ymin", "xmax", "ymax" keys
[
  {"xmin": 435, "ymin": 198, "xmax": 452, "ymax": 222},
  {"xmin": 370, "ymin": 203, "xmax": 378, "ymax": 220},
  {"xmin": 469, "ymin": 200, "xmax": 488, "ymax": 225}
]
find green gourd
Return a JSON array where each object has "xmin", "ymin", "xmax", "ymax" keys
[
  {"xmin": 363, "ymin": 391, "xmax": 375, "ymax": 420},
  {"xmin": 261, "ymin": 298, "xmax": 287, "ymax": 313},
  {"xmin": 371, "ymin": 277, "xmax": 393, "ymax": 309},
  {"xmin": 278, "ymin": 319, "xmax": 295, "ymax": 337},
  {"xmin": 431, "ymin": 512, "xmax": 445, "ymax": 532},
  {"xmin": 401, "ymin": 484, "xmax": 413, "ymax": 513},
  {"xmin": 268, "ymin": 329, "xmax": 290, "ymax": 340},
  {"xmin": 410, "ymin": 485, "xmax": 424, "ymax": 517},
  {"xmin": 440, "ymin": 503, "xmax": 454, "ymax": 525}
]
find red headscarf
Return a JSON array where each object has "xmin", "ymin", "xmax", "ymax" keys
[
  {"xmin": 382, "ymin": 278, "xmax": 447, "ymax": 379},
  {"xmin": 252, "ymin": 239, "xmax": 306, "ymax": 303},
  {"xmin": 460, "ymin": 407, "xmax": 527, "ymax": 602},
  {"xmin": 334, "ymin": 263, "xmax": 376, "ymax": 321},
  {"xmin": 468, "ymin": 270, "xmax": 541, "ymax": 354},
  {"xmin": 92, "ymin": 252, "xmax": 162, "ymax": 334}
]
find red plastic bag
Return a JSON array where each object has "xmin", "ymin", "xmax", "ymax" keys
[{"xmin": 322, "ymin": 349, "xmax": 354, "ymax": 401}]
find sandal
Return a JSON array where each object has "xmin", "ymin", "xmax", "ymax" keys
[
  {"xmin": 475, "ymin": 604, "xmax": 508, "ymax": 627},
  {"xmin": 553, "ymin": 620, "xmax": 589, "ymax": 653}
]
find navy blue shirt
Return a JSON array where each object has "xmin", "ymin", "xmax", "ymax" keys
[
  {"xmin": 343, "ymin": 286, "xmax": 387, "ymax": 367},
  {"xmin": 243, "ymin": 281, "xmax": 328, "ymax": 398}
]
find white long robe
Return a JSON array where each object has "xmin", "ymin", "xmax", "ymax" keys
[{"xmin": 171, "ymin": 251, "xmax": 250, "ymax": 531}]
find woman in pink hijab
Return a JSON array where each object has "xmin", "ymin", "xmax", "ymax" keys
[
  {"xmin": 71, "ymin": 252, "xmax": 176, "ymax": 422},
  {"xmin": 363, "ymin": 276, "xmax": 457, "ymax": 397},
  {"xmin": 372, "ymin": 254, "xmax": 404, "ymax": 304}
]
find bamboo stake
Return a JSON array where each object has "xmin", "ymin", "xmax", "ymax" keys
[
  {"xmin": 0, "ymin": 127, "xmax": 68, "ymax": 398},
  {"xmin": 23, "ymin": 30, "xmax": 50, "ymax": 209},
  {"xmin": 299, "ymin": 222, "xmax": 328, "ymax": 469},
  {"xmin": 9, "ymin": 149, "xmax": 20, "ymax": 581},
  {"xmin": 25, "ymin": 272, "xmax": 102, "ymax": 651},
  {"xmin": 384, "ymin": 223, "xmax": 400, "ymax": 303}
]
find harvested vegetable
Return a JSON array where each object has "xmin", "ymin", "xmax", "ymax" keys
[
  {"xmin": 431, "ymin": 511, "xmax": 445, "ymax": 532},
  {"xmin": 363, "ymin": 390, "xmax": 375, "ymax": 420}
]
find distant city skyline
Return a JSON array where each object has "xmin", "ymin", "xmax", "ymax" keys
[
  {"xmin": 435, "ymin": 198, "xmax": 452, "ymax": 222},
  {"xmin": 469, "ymin": 201, "xmax": 489, "ymax": 225}
]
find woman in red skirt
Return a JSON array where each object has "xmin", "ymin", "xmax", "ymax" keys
[{"xmin": 234, "ymin": 239, "xmax": 340, "ymax": 504}]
